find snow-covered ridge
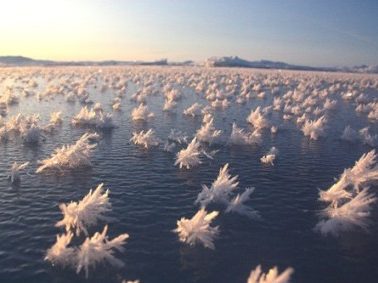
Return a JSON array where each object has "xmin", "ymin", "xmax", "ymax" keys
[
  {"xmin": 205, "ymin": 56, "xmax": 378, "ymax": 74},
  {"xmin": 1, "ymin": 55, "xmax": 377, "ymax": 73}
]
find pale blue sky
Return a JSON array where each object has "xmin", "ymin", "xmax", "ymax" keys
[{"xmin": 1, "ymin": 0, "xmax": 377, "ymax": 66}]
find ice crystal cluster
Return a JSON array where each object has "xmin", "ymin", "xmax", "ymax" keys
[
  {"xmin": 316, "ymin": 150, "xmax": 378, "ymax": 236},
  {"xmin": 45, "ymin": 184, "xmax": 129, "ymax": 278},
  {"xmin": 36, "ymin": 132, "xmax": 98, "ymax": 173}
]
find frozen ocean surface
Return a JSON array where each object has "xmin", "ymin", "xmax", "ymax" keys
[{"xmin": 0, "ymin": 66, "xmax": 377, "ymax": 283}]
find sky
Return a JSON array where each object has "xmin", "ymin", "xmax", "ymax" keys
[{"xmin": 0, "ymin": 0, "xmax": 377, "ymax": 67}]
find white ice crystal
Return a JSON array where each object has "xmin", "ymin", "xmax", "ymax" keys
[
  {"xmin": 229, "ymin": 123, "xmax": 251, "ymax": 145},
  {"xmin": 36, "ymin": 132, "xmax": 98, "ymax": 173},
  {"xmin": 316, "ymin": 187, "xmax": 376, "ymax": 236},
  {"xmin": 56, "ymin": 183, "xmax": 112, "ymax": 236},
  {"xmin": 72, "ymin": 107, "xmax": 97, "ymax": 126},
  {"xmin": 246, "ymin": 106, "xmax": 269, "ymax": 130},
  {"xmin": 183, "ymin": 103, "xmax": 202, "ymax": 117},
  {"xmin": 318, "ymin": 173, "xmax": 352, "ymax": 204},
  {"xmin": 359, "ymin": 127, "xmax": 377, "ymax": 147},
  {"xmin": 301, "ymin": 115, "xmax": 327, "ymax": 140},
  {"xmin": 247, "ymin": 265, "xmax": 294, "ymax": 283},
  {"xmin": 112, "ymin": 101, "xmax": 121, "ymax": 111},
  {"xmin": 163, "ymin": 97, "xmax": 177, "ymax": 111},
  {"xmin": 319, "ymin": 150, "xmax": 378, "ymax": 204},
  {"xmin": 9, "ymin": 161, "xmax": 29, "ymax": 183},
  {"xmin": 76, "ymin": 225, "xmax": 129, "ymax": 278},
  {"xmin": 196, "ymin": 164, "xmax": 239, "ymax": 207},
  {"xmin": 130, "ymin": 129, "xmax": 160, "ymax": 149},
  {"xmin": 225, "ymin": 188, "xmax": 260, "ymax": 219},
  {"xmin": 175, "ymin": 137, "xmax": 202, "ymax": 169},
  {"xmin": 131, "ymin": 104, "xmax": 154, "ymax": 121},
  {"xmin": 45, "ymin": 232, "xmax": 75, "ymax": 267},
  {"xmin": 317, "ymin": 150, "xmax": 378, "ymax": 236},
  {"xmin": 229, "ymin": 123, "xmax": 261, "ymax": 145},
  {"xmin": 72, "ymin": 107, "xmax": 115, "ymax": 129},
  {"xmin": 50, "ymin": 111, "xmax": 63, "ymax": 125},
  {"xmin": 195, "ymin": 118, "xmax": 222, "ymax": 144},
  {"xmin": 347, "ymin": 150, "xmax": 378, "ymax": 189},
  {"xmin": 168, "ymin": 129, "xmax": 188, "ymax": 144},
  {"xmin": 174, "ymin": 208, "xmax": 219, "ymax": 249},
  {"xmin": 260, "ymin": 147, "xmax": 278, "ymax": 166}
]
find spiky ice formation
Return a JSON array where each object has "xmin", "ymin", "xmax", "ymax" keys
[
  {"xmin": 195, "ymin": 118, "xmax": 222, "ymax": 144},
  {"xmin": 359, "ymin": 127, "xmax": 377, "ymax": 147},
  {"xmin": 229, "ymin": 123, "xmax": 252, "ymax": 145},
  {"xmin": 246, "ymin": 106, "xmax": 269, "ymax": 130},
  {"xmin": 318, "ymin": 173, "xmax": 351, "ymax": 204},
  {"xmin": 56, "ymin": 183, "xmax": 111, "ymax": 236},
  {"xmin": 9, "ymin": 161, "xmax": 29, "ymax": 183},
  {"xmin": 168, "ymin": 129, "xmax": 188, "ymax": 144},
  {"xmin": 72, "ymin": 107, "xmax": 115, "ymax": 129},
  {"xmin": 247, "ymin": 265, "xmax": 294, "ymax": 283},
  {"xmin": 319, "ymin": 150, "xmax": 378, "ymax": 204},
  {"xmin": 130, "ymin": 129, "xmax": 160, "ymax": 149},
  {"xmin": 317, "ymin": 150, "xmax": 378, "ymax": 236},
  {"xmin": 163, "ymin": 97, "xmax": 177, "ymax": 111},
  {"xmin": 36, "ymin": 132, "xmax": 98, "ymax": 173},
  {"xmin": 316, "ymin": 188, "xmax": 376, "ymax": 236},
  {"xmin": 45, "ymin": 232, "xmax": 75, "ymax": 267},
  {"xmin": 175, "ymin": 137, "xmax": 202, "ymax": 169},
  {"xmin": 301, "ymin": 115, "xmax": 327, "ymax": 140},
  {"xmin": 112, "ymin": 101, "xmax": 121, "ymax": 111},
  {"xmin": 226, "ymin": 188, "xmax": 260, "ymax": 219},
  {"xmin": 174, "ymin": 208, "xmax": 219, "ymax": 249},
  {"xmin": 76, "ymin": 225, "xmax": 129, "ymax": 278},
  {"xmin": 260, "ymin": 147, "xmax": 278, "ymax": 165},
  {"xmin": 196, "ymin": 164, "xmax": 239, "ymax": 207},
  {"xmin": 183, "ymin": 103, "xmax": 202, "ymax": 117},
  {"xmin": 347, "ymin": 150, "xmax": 378, "ymax": 189},
  {"xmin": 131, "ymin": 104, "xmax": 154, "ymax": 121},
  {"xmin": 72, "ymin": 107, "xmax": 97, "ymax": 126},
  {"xmin": 50, "ymin": 111, "xmax": 63, "ymax": 125}
]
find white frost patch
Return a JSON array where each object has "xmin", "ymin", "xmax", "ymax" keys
[
  {"xmin": 76, "ymin": 225, "xmax": 129, "ymax": 278},
  {"xmin": 196, "ymin": 164, "xmax": 239, "ymax": 207},
  {"xmin": 8, "ymin": 161, "xmax": 29, "ymax": 183},
  {"xmin": 56, "ymin": 183, "xmax": 112, "ymax": 236},
  {"xmin": 130, "ymin": 129, "xmax": 160, "ymax": 149},
  {"xmin": 225, "ymin": 188, "xmax": 260, "ymax": 219},
  {"xmin": 36, "ymin": 132, "xmax": 98, "ymax": 173},
  {"xmin": 131, "ymin": 104, "xmax": 154, "ymax": 121},
  {"xmin": 247, "ymin": 265, "xmax": 294, "ymax": 283},
  {"xmin": 45, "ymin": 232, "xmax": 75, "ymax": 267},
  {"xmin": 260, "ymin": 147, "xmax": 278, "ymax": 165},
  {"xmin": 174, "ymin": 208, "xmax": 219, "ymax": 249},
  {"xmin": 302, "ymin": 115, "xmax": 327, "ymax": 140}
]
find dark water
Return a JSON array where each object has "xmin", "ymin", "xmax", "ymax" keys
[{"xmin": 0, "ymin": 68, "xmax": 377, "ymax": 283}]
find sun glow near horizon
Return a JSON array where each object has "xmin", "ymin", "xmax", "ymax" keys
[
  {"xmin": 1, "ymin": 0, "xmax": 377, "ymax": 66},
  {"xmin": 0, "ymin": 0, "xmax": 152, "ymax": 61}
]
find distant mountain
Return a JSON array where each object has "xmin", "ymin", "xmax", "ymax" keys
[
  {"xmin": 204, "ymin": 56, "xmax": 340, "ymax": 72},
  {"xmin": 204, "ymin": 56, "xmax": 378, "ymax": 74},
  {"xmin": 0, "ymin": 56, "xmax": 173, "ymax": 67},
  {"xmin": 346, "ymin": 64, "xmax": 378, "ymax": 74},
  {"xmin": 0, "ymin": 56, "xmax": 54, "ymax": 66},
  {"xmin": 1, "ymin": 55, "xmax": 377, "ymax": 73}
]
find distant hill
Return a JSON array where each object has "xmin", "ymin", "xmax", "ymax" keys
[
  {"xmin": 204, "ymin": 56, "xmax": 338, "ymax": 72},
  {"xmin": 0, "ymin": 56, "xmax": 54, "ymax": 66},
  {"xmin": 0, "ymin": 56, "xmax": 175, "ymax": 67},
  {"xmin": 204, "ymin": 56, "xmax": 378, "ymax": 74},
  {"xmin": 0, "ymin": 55, "xmax": 377, "ymax": 73}
]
